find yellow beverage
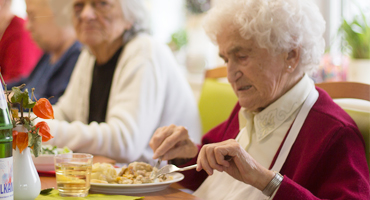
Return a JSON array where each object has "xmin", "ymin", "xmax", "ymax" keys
[{"xmin": 55, "ymin": 162, "xmax": 92, "ymax": 197}]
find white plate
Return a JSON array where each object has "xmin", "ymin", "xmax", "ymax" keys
[
  {"xmin": 32, "ymin": 147, "xmax": 73, "ymax": 171},
  {"xmin": 32, "ymin": 154, "xmax": 55, "ymax": 171},
  {"xmin": 90, "ymin": 172, "xmax": 184, "ymax": 194}
]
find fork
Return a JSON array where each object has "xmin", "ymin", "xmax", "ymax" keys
[
  {"xmin": 153, "ymin": 155, "xmax": 232, "ymax": 178},
  {"xmin": 150, "ymin": 156, "xmax": 163, "ymax": 180},
  {"xmin": 154, "ymin": 164, "xmax": 198, "ymax": 178}
]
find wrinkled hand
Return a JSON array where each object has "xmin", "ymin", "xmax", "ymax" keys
[
  {"xmin": 196, "ymin": 139, "xmax": 274, "ymax": 190},
  {"xmin": 149, "ymin": 124, "xmax": 198, "ymax": 160}
]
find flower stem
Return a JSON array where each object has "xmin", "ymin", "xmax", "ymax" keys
[
  {"xmin": 30, "ymin": 88, "xmax": 35, "ymax": 118},
  {"xmin": 20, "ymin": 98, "xmax": 24, "ymax": 123}
]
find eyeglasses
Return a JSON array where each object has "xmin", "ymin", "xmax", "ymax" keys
[
  {"xmin": 73, "ymin": 0, "xmax": 113, "ymax": 16},
  {"xmin": 27, "ymin": 15, "xmax": 54, "ymax": 23}
]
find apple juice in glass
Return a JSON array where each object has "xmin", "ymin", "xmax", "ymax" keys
[{"xmin": 54, "ymin": 153, "xmax": 93, "ymax": 197}]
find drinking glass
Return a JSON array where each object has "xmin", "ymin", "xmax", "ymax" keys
[{"xmin": 54, "ymin": 153, "xmax": 93, "ymax": 197}]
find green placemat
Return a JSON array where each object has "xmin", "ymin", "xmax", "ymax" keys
[{"xmin": 36, "ymin": 189, "xmax": 144, "ymax": 200}]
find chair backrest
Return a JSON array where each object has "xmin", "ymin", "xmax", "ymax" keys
[
  {"xmin": 198, "ymin": 67, "xmax": 238, "ymax": 134},
  {"xmin": 315, "ymin": 82, "xmax": 370, "ymax": 101},
  {"xmin": 204, "ymin": 66, "xmax": 228, "ymax": 79},
  {"xmin": 315, "ymin": 82, "xmax": 370, "ymax": 171}
]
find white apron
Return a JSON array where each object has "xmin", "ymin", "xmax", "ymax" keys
[{"xmin": 193, "ymin": 87, "xmax": 319, "ymax": 200}]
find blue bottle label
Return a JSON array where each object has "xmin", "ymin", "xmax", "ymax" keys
[{"xmin": 0, "ymin": 157, "xmax": 13, "ymax": 199}]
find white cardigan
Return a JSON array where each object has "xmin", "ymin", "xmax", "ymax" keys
[{"xmin": 43, "ymin": 34, "xmax": 201, "ymax": 163}]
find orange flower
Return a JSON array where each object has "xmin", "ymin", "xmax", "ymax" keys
[
  {"xmin": 12, "ymin": 130, "xmax": 18, "ymax": 150},
  {"xmin": 33, "ymin": 98, "xmax": 54, "ymax": 119},
  {"xmin": 35, "ymin": 121, "xmax": 53, "ymax": 142},
  {"xmin": 15, "ymin": 131, "xmax": 28, "ymax": 153}
]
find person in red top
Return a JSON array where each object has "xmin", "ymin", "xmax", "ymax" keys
[
  {"xmin": 149, "ymin": 0, "xmax": 370, "ymax": 199},
  {"xmin": 0, "ymin": 0, "xmax": 42, "ymax": 82}
]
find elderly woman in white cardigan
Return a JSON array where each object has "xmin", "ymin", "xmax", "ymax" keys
[{"xmin": 42, "ymin": 0, "xmax": 201, "ymax": 163}]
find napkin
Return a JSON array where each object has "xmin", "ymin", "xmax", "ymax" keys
[{"xmin": 36, "ymin": 189, "xmax": 144, "ymax": 200}]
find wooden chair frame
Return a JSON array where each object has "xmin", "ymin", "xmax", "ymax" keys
[
  {"xmin": 315, "ymin": 82, "xmax": 370, "ymax": 101},
  {"xmin": 205, "ymin": 66, "xmax": 227, "ymax": 79}
]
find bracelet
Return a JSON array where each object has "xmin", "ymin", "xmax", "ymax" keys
[{"xmin": 262, "ymin": 171, "xmax": 283, "ymax": 196}]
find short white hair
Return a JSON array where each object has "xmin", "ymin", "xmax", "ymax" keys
[
  {"xmin": 118, "ymin": 0, "xmax": 150, "ymax": 41},
  {"xmin": 204, "ymin": 0, "xmax": 326, "ymax": 74},
  {"xmin": 49, "ymin": 0, "xmax": 149, "ymax": 41}
]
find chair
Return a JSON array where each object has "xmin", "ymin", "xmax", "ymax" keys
[
  {"xmin": 204, "ymin": 66, "xmax": 228, "ymax": 79},
  {"xmin": 315, "ymin": 82, "xmax": 370, "ymax": 171},
  {"xmin": 198, "ymin": 66, "xmax": 238, "ymax": 134}
]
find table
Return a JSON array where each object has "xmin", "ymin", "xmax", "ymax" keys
[
  {"xmin": 41, "ymin": 176, "xmax": 201, "ymax": 200},
  {"xmin": 93, "ymin": 155, "xmax": 116, "ymax": 164},
  {"xmin": 40, "ymin": 156, "xmax": 201, "ymax": 200}
]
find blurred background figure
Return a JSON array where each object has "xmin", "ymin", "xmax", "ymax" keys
[
  {"xmin": 7, "ymin": 0, "xmax": 81, "ymax": 104},
  {"xmin": 41, "ymin": 0, "xmax": 201, "ymax": 163},
  {"xmin": 0, "ymin": 0, "xmax": 42, "ymax": 82}
]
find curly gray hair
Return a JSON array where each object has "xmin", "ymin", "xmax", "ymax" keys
[{"xmin": 204, "ymin": 0, "xmax": 326, "ymax": 74}]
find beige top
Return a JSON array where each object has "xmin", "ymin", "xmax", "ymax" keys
[{"xmin": 41, "ymin": 34, "xmax": 201, "ymax": 163}]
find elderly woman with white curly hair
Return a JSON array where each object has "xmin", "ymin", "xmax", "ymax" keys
[
  {"xmin": 41, "ymin": 0, "xmax": 201, "ymax": 163},
  {"xmin": 149, "ymin": 0, "xmax": 370, "ymax": 199}
]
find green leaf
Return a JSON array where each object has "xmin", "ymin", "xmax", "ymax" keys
[
  {"xmin": 10, "ymin": 88, "xmax": 36, "ymax": 109},
  {"xmin": 22, "ymin": 89, "xmax": 36, "ymax": 109},
  {"xmin": 27, "ymin": 127, "xmax": 41, "ymax": 157},
  {"xmin": 23, "ymin": 120, "xmax": 32, "ymax": 131},
  {"xmin": 32, "ymin": 135, "xmax": 42, "ymax": 157},
  {"xmin": 11, "ymin": 87, "xmax": 27, "ymax": 103},
  {"xmin": 40, "ymin": 188, "xmax": 54, "ymax": 195},
  {"xmin": 338, "ymin": 8, "xmax": 370, "ymax": 59},
  {"xmin": 27, "ymin": 132, "xmax": 33, "ymax": 147}
]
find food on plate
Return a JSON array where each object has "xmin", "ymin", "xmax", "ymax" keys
[
  {"xmin": 91, "ymin": 162, "xmax": 173, "ymax": 184},
  {"xmin": 40, "ymin": 145, "xmax": 72, "ymax": 155},
  {"xmin": 90, "ymin": 163, "xmax": 117, "ymax": 183},
  {"xmin": 31, "ymin": 145, "xmax": 72, "ymax": 157}
]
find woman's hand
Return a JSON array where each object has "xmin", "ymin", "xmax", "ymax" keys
[
  {"xmin": 197, "ymin": 139, "xmax": 275, "ymax": 190},
  {"xmin": 149, "ymin": 124, "xmax": 198, "ymax": 160}
]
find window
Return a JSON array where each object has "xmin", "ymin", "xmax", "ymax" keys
[{"xmin": 312, "ymin": 0, "xmax": 370, "ymax": 83}]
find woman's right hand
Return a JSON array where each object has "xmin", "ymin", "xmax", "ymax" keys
[{"xmin": 149, "ymin": 124, "xmax": 198, "ymax": 160}]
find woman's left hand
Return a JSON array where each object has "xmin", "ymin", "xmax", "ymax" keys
[{"xmin": 196, "ymin": 139, "xmax": 275, "ymax": 190}]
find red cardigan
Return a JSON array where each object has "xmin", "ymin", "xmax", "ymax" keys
[
  {"xmin": 180, "ymin": 87, "xmax": 370, "ymax": 199},
  {"xmin": 0, "ymin": 16, "xmax": 42, "ymax": 82}
]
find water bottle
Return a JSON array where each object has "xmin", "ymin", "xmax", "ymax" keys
[{"xmin": 0, "ymin": 80, "xmax": 14, "ymax": 200}]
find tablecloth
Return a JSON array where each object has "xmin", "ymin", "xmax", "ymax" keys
[{"xmin": 36, "ymin": 189, "xmax": 144, "ymax": 200}]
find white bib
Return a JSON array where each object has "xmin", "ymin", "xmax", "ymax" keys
[{"xmin": 193, "ymin": 87, "xmax": 319, "ymax": 200}]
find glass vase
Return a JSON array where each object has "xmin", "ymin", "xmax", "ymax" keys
[{"xmin": 13, "ymin": 125, "xmax": 41, "ymax": 200}]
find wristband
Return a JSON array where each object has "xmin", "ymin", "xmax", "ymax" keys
[{"xmin": 262, "ymin": 171, "xmax": 283, "ymax": 196}]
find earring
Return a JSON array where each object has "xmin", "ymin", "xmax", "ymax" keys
[
  {"xmin": 288, "ymin": 66, "xmax": 292, "ymax": 69},
  {"xmin": 235, "ymin": 71, "xmax": 242, "ymax": 77}
]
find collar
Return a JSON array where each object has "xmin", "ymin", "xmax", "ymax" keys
[{"xmin": 238, "ymin": 74, "xmax": 314, "ymax": 141}]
